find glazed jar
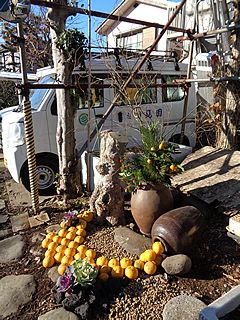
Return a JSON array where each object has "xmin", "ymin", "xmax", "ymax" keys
[
  {"xmin": 151, "ymin": 206, "xmax": 205, "ymax": 254},
  {"xmin": 131, "ymin": 183, "xmax": 174, "ymax": 236}
]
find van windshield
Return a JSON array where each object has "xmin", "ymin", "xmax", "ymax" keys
[{"xmin": 30, "ymin": 74, "xmax": 55, "ymax": 110}]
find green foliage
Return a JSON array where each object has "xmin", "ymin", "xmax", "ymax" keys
[
  {"xmin": 0, "ymin": 80, "xmax": 18, "ymax": 110},
  {"xmin": 119, "ymin": 121, "xmax": 184, "ymax": 192},
  {"xmin": 73, "ymin": 259, "xmax": 98, "ymax": 288},
  {"xmin": 56, "ymin": 29, "xmax": 87, "ymax": 61}
]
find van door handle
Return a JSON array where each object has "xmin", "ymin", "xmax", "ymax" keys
[{"xmin": 95, "ymin": 114, "xmax": 103, "ymax": 118}]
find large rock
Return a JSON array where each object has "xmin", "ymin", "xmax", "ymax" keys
[
  {"xmin": 161, "ymin": 254, "xmax": 192, "ymax": 275},
  {"xmin": 48, "ymin": 266, "xmax": 59, "ymax": 283},
  {"xmin": 162, "ymin": 295, "xmax": 206, "ymax": 320},
  {"xmin": 114, "ymin": 227, "xmax": 152, "ymax": 255},
  {"xmin": 0, "ymin": 235, "xmax": 25, "ymax": 263},
  {"xmin": 0, "ymin": 274, "xmax": 36, "ymax": 318},
  {"xmin": 38, "ymin": 307, "xmax": 79, "ymax": 320}
]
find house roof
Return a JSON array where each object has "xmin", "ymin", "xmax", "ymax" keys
[{"xmin": 96, "ymin": 0, "xmax": 177, "ymax": 35}]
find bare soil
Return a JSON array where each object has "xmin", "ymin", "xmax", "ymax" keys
[{"xmin": 0, "ymin": 167, "xmax": 240, "ymax": 320}]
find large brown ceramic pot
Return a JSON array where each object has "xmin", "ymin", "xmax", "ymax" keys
[{"xmin": 131, "ymin": 183, "xmax": 174, "ymax": 236}]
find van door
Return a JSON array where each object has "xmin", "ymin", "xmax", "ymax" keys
[{"xmin": 74, "ymin": 79, "xmax": 112, "ymax": 153}]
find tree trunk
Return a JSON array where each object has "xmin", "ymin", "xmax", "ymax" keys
[
  {"xmin": 90, "ymin": 131, "xmax": 126, "ymax": 226},
  {"xmin": 217, "ymin": 0, "xmax": 240, "ymax": 149},
  {"xmin": 47, "ymin": 4, "xmax": 82, "ymax": 201}
]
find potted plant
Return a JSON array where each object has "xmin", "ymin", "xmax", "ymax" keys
[{"xmin": 119, "ymin": 121, "xmax": 184, "ymax": 236}]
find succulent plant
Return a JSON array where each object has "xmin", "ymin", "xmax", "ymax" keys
[{"xmin": 73, "ymin": 259, "xmax": 98, "ymax": 288}]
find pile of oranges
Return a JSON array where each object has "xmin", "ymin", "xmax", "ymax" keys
[{"xmin": 41, "ymin": 209, "xmax": 165, "ymax": 281}]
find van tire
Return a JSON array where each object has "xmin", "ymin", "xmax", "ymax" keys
[{"xmin": 21, "ymin": 154, "xmax": 59, "ymax": 196}]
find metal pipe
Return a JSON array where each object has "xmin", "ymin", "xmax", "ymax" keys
[
  {"xmin": 30, "ymin": 0, "xmax": 188, "ymax": 34},
  {"xmin": 78, "ymin": 0, "xmax": 188, "ymax": 156},
  {"xmin": 17, "ymin": 21, "xmax": 39, "ymax": 214}
]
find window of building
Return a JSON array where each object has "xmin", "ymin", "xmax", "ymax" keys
[
  {"xmin": 116, "ymin": 31, "xmax": 143, "ymax": 50},
  {"xmin": 162, "ymin": 75, "xmax": 185, "ymax": 102}
]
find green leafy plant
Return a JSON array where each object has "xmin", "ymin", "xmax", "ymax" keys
[
  {"xmin": 119, "ymin": 121, "xmax": 184, "ymax": 193},
  {"xmin": 73, "ymin": 259, "xmax": 98, "ymax": 288},
  {"xmin": 56, "ymin": 29, "xmax": 87, "ymax": 61}
]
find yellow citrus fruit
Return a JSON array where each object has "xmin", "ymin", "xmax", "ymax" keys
[
  {"xmin": 70, "ymin": 260, "xmax": 76, "ymax": 266},
  {"xmin": 76, "ymin": 228, "xmax": 86, "ymax": 237},
  {"xmin": 54, "ymin": 252, "xmax": 64, "ymax": 263},
  {"xmin": 80, "ymin": 211, "xmax": 94, "ymax": 222},
  {"xmin": 66, "ymin": 232, "xmax": 75, "ymax": 241},
  {"xmin": 60, "ymin": 221, "xmax": 66, "ymax": 229},
  {"xmin": 91, "ymin": 263, "xmax": 100, "ymax": 270},
  {"xmin": 47, "ymin": 242, "xmax": 57, "ymax": 251},
  {"xmin": 46, "ymin": 232, "xmax": 56, "ymax": 240},
  {"xmin": 42, "ymin": 256, "xmax": 54, "ymax": 268},
  {"xmin": 155, "ymin": 255, "xmax": 163, "ymax": 266},
  {"xmin": 141, "ymin": 250, "xmax": 156, "ymax": 262},
  {"xmin": 139, "ymin": 252, "xmax": 146, "ymax": 262},
  {"xmin": 108, "ymin": 258, "xmax": 120, "ymax": 268},
  {"xmin": 144, "ymin": 261, "xmax": 157, "ymax": 275},
  {"xmin": 120, "ymin": 257, "xmax": 132, "ymax": 269},
  {"xmin": 61, "ymin": 238, "xmax": 70, "ymax": 246},
  {"xmin": 41, "ymin": 238, "xmax": 51, "ymax": 249},
  {"xmin": 52, "ymin": 235, "xmax": 62, "ymax": 244},
  {"xmin": 64, "ymin": 247, "xmax": 76, "ymax": 257},
  {"xmin": 99, "ymin": 265, "xmax": 112, "ymax": 274},
  {"xmin": 85, "ymin": 249, "xmax": 96, "ymax": 259},
  {"xmin": 74, "ymin": 236, "xmax": 84, "ymax": 244},
  {"xmin": 98, "ymin": 272, "xmax": 109, "ymax": 281},
  {"xmin": 56, "ymin": 245, "xmax": 66, "ymax": 253},
  {"xmin": 125, "ymin": 266, "xmax": 139, "ymax": 280},
  {"xmin": 170, "ymin": 164, "xmax": 178, "ymax": 172},
  {"xmin": 58, "ymin": 229, "xmax": 67, "ymax": 238},
  {"xmin": 61, "ymin": 255, "xmax": 73, "ymax": 266},
  {"xmin": 68, "ymin": 226, "xmax": 77, "ymax": 233},
  {"xmin": 152, "ymin": 241, "xmax": 165, "ymax": 255},
  {"xmin": 74, "ymin": 252, "xmax": 85, "ymax": 260},
  {"xmin": 68, "ymin": 241, "xmax": 79, "ymax": 249},
  {"xmin": 96, "ymin": 256, "xmax": 108, "ymax": 267},
  {"xmin": 134, "ymin": 259, "xmax": 145, "ymax": 270},
  {"xmin": 77, "ymin": 245, "xmax": 88, "ymax": 255},
  {"xmin": 77, "ymin": 219, "xmax": 87, "ymax": 229},
  {"xmin": 84, "ymin": 257, "xmax": 95, "ymax": 264},
  {"xmin": 58, "ymin": 264, "xmax": 67, "ymax": 275},
  {"xmin": 45, "ymin": 249, "xmax": 55, "ymax": 258},
  {"xmin": 111, "ymin": 266, "xmax": 124, "ymax": 279},
  {"xmin": 159, "ymin": 142, "xmax": 165, "ymax": 150}
]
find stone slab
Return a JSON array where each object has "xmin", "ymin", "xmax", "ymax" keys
[
  {"xmin": 28, "ymin": 212, "xmax": 50, "ymax": 228},
  {"xmin": 0, "ymin": 235, "xmax": 25, "ymax": 263},
  {"xmin": 38, "ymin": 308, "xmax": 79, "ymax": 320},
  {"xmin": 114, "ymin": 227, "xmax": 152, "ymax": 256},
  {"xmin": 0, "ymin": 214, "xmax": 8, "ymax": 224},
  {"xmin": 172, "ymin": 147, "xmax": 240, "ymax": 215},
  {"xmin": 48, "ymin": 266, "xmax": 59, "ymax": 283},
  {"xmin": 0, "ymin": 199, "xmax": 5, "ymax": 211},
  {"xmin": 0, "ymin": 274, "xmax": 36, "ymax": 318},
  {"xmin": 163, "ymin": 295, "xmax": 206, "ymax": 320},
  {"xmin": 0, "ymin": 228, "xmax": 12, "ymax": 240},
  {"xmin": 10, "ymin": 212, "xmax": 30, "ymax": 232}
]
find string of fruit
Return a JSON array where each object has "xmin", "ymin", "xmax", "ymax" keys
[{"xmin": 41, "ymin": 209, "xmax": 165, "ymax": 281}]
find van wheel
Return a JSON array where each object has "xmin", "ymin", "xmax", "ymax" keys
[{"xmin": 21, "ymin": 155, "xmax": 59, "ymax": 196}]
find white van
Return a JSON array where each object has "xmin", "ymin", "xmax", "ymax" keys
[{"xmin": 2, "ymin": 55, "xmax": 196, "ymax": 195}]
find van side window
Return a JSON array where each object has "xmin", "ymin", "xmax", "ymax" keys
[
  {"xmin": 78, "ymin": 86, "xmax": 104, "ymax": 109},
  {"xmin": 115, "ymin": 77, "xmax": 157, "ymax": 105},
  {"xmin": 51, "ymin": 97, "xmax": 57, "ymax": 116},
  {"xmin": 162, "ymin": 75, "xmax": 185, "ymax": 102}
]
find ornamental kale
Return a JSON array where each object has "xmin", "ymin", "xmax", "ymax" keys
[
  {"xmin": 56, "ymin": 266, "xmax": 77, "ymax": 294},
  {"xmin": 73, "ymin": 259, "xmax": 98, "ymax": 288}
]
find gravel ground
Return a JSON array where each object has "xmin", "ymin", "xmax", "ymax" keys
[{"xmin": 0, "ymin": 174, "xmax": 240, "ymax": 320}]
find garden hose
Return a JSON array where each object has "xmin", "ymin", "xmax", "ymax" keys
[{"xmin": 23, "ymin": 99, "xmax": 39, "ymax": 213}]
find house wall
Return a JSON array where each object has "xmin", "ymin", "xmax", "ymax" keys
[{"xmin": 107, "ymin": 3, "xmax": 170, "ymax": 52}]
